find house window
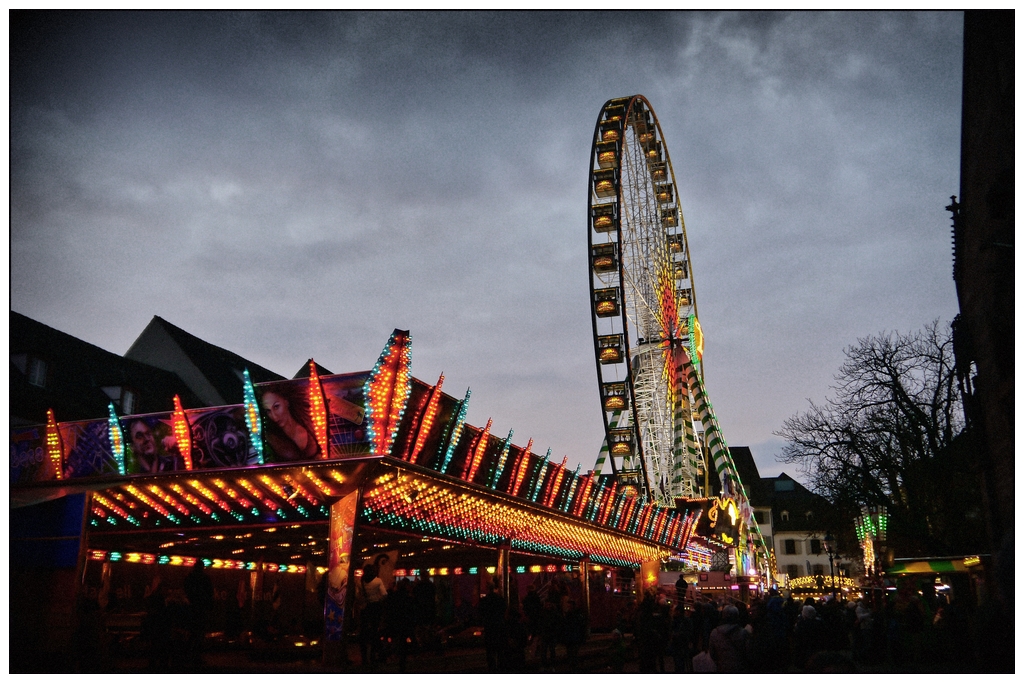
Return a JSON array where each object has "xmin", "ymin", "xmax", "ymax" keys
[
  {"xmin": 102, "ymin": 386, "xmax": 137, "ymax": 413},
  {"xmin": 27, "ymin": 357, "xmax": 47, "ymax": 387},
  {"xmin": 813, "ymin": 564, "xmax": 825, "ymax": 576},
  {"xmin": 754, "ymin": 511, "xmax": 766, "ymax": 524},
  {"xmin": 787, "ymin": 564, "xmax": 800, "ymax": 578},
  {"xmin": 784, "ymin": 539, "xmax": 797, "ymax": 555},
  {"xmin": 122, "ymin": 389, "xmax": 137, "ymax": 415},
  {"xmin": 780, "ymin": 510, "xmax": 790, "ymax": 522},
  {"xmin": 810, "ymin": 539, "xmax": 822, "ymax": 555}
]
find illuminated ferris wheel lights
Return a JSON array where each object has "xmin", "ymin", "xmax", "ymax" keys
[
  {"xmin": 587, "ymin": 95, "xmax": 710, "ymax": 503},
  {"xmin": 602, "ymin": 382, "xmax": 629, "ymax": 411},
  {"xmin": 597, "ymin": 142, "xmax": 619, "ymax": 169},
  {"xmin": 597, "ymin": 335, "xmax": 624, "ymax": 364},
  {"xmin": 594, "ymin": 169, "xmax": 618, "ymax": 197},
  {"xmin": 646, "ymin": 141, "xmax": 663, "ymax": 162},
  {"xmin": 594, "ymin": 289, "xmax": 620, "ymax": 317},
  {"xmin": 592, "ymin": 204, "xmax": 618, "ymax": 232},
  {"xmin": 600, "ymin": 119, "xmax": 622, "ymax": 142},
  {"xmin": 656, "ymin": 184, "xmax": 674, "ymax": 204}
]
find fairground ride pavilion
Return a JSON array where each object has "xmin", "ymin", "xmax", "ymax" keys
[{"xmin": 11, "ymin": 326, "xmax": 747, "ymax": 669}]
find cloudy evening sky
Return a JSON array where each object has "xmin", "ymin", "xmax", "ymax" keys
[{"xmin": 10, "ymin": 11, "xmax": 964, "ymax": 482}]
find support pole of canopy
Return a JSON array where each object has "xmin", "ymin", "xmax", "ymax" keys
[
  {"xmin": 580, "ymin": 556, "xmax": 591, "ymax": 636},
  {"xmin": 498, "ymin": 544, "xmax": 511, "ymax": 604}
]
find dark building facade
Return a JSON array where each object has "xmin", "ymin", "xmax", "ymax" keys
[
  {"xmin": 11, "ymin": 311, "xmax": 203, "ymax": 427},
  {"xmin": 948, "ymin": 11, "xmax": 1013, "ymax": 673}
]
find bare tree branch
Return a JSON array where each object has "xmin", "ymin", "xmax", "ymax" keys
[{"xmin": 775, "ymin": 321, "xmax": 968, "ymax": 554}]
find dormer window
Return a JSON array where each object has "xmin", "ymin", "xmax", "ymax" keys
[
  {"xmin": 102, "ymin": 386, "xmax": 138, "ymax": 414},
  {"xmin": 806, "ymin": 510, "xmax": 814, "ymax": 521},
  {"xmin": 774, "ymin": 479, "xmax": 794, "ymax": 492},
  {"xmin": 780, "ymin": 510, "xmax": 790, "ymax": 522},
  {"xmin": 13, "ymin": 354, "xmax": 49, "ymax": 388},
  {"xmin": 27, "ymin": 357, "xmax": 48, "ymax": 387}
]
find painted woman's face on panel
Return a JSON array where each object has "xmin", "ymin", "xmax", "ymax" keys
[{"xmin": 261, "ymin": 392, "xmax": 290, "ymax": 428}]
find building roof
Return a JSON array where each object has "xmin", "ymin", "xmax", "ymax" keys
[
  {"xmin": 10, "ymin": 311, "xmax": 202, "ymax": 426},
  {"xmin": 729, "ymin": 446, "xmax": 768, "ymax": 501},
  {"xmin": 124, "ymin": 316, "xmax": 284, "ymax": 406},
  {"xmin": 756, "ymin": 473, "xmax": 826, "ymax": 533}
]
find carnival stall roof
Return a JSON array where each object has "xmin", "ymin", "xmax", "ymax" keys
[{"xmin": 12, "ymin": 328, "xmax": 700, "ymax": 572}]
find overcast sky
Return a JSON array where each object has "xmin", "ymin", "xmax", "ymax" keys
[{"xmin": 10, "ymin": 11, "xmax": 964, "ymax": 483}]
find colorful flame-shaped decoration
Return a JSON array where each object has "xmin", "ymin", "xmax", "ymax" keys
[
  {"xmin": 509, "ymin": 437, "xmax": 533, "ymax": 497},
  {"xmin": 364, "ymin": 329, "xmax": 412, "ymax": 457},
  {"xmin": 599, "ymin": 482, "xmax": 618, "ymax": 525},
  {"xmin": 242, "ymin": 369, "xmax": 264, "ymax": 465},
  {"xmin": 172, "ymin": 395, "xmax": 193, "ymax": 470},
  {"xmin": 440, "ymin": 387, "xmax": 470, "ymax": 474},
  {"xmin": 107, "ymin": 403, "xmax": 126, "ymax": 475},
  {"xmin": 465, "ymin": 418, "xmax": 492, "ymax": 483},
  {"xmin": 490, "ymin": 429, "xmax": 514, "ymax": 488},
  {"xmin": 543, "ymin": 456, "xmax": 568, "ymax": 507},
  {"xmin": 409, "ymin": 373, "xmax": 444, "ymax": 464},
  {"xmin": 45, "ymin": 409, "xmax": 63, "ymax": 480},
  {"xmin": 572, "ymin": 472, "xmax": 595, "ymax": 517},
  {"xmin": 616, "ymin": 495, "xmax": 636, "ymax": 531},
  {"xmin": 530, "ymin": 450, "xmax": 551, "ymax": 502},
  {"xmin": 307, "ymin": 360, "xmax": 329, "ymax": 458},
  {"xmin": 585, "ymin": 480, "xmax": 605, "ymax": 521},
  {"xmin": 561, "ymin": 465, "xmax": 581, "ymax": 513}
]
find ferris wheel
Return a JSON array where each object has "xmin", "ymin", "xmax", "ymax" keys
[{"xmin": 588, "ymin": 95, "xmax": 706, "ymax": 506}]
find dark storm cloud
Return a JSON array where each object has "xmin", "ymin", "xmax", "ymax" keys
[{"xmin": 10, "ymin": 11, "xmax": 963, "ymax": 479}]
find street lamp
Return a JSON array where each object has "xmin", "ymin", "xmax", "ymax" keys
[{"xmin": 824, "ymin": 532, "xmax": 838, "ymax": 601}]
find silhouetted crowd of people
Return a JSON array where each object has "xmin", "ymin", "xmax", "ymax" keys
[
  {"xmin": 352, "ymin": 573, "xmax": 589, "ymax": 673},
  {"xmin": 615, "ymin": 574, "xmax": 984, "ymax": 674},
  {"xmin": 74, "ymin": 559, "xmax": 994, "ymax": 674}
]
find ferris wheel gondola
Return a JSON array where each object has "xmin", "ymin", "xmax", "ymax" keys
[{"xmin": 587, "ymin": 95, "xmax": 706, "ymax": 506}]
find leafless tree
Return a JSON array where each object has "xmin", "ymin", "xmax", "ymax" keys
[{"xmin": 776, "ymin": 321, "xmax": 981, "ymax": 555}]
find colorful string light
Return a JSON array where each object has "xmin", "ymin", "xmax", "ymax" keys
[
  {"xmin": 172, "ymin": 395, "xmax": 193, "ymax": 470},
  {"xmin": 409, "ymin": 373, "xmax": 444, "ymax": 464},
  {"xmin": 360, "ymin": 467, "xmax": 667, "ymax": 567},
  {"xmin": 509, "ymin": 438, "xmax": 533, "ymax": 497},
  {"xmin": 107, "ymin": 403, "xmax": 126, "ymax": 475},
  {"xmin": 439, "ymin": 388, "xmax": 470, "ymax": 474},
  {"xmin": 364, "ymin": 329, "xmax": 413, "ymax": 458},
  {"xmin": 242, "ymin": 369, "xmax": 264, "ymax": 465},
  {"xmin": 465, "ymin": 419, "xmax": 492, "ymax": 483},
  {"xmin": 543, "ymin": 457, "xmax": 568, "ymax": 507},
  {"xmin": 530, "ymin": 453, "xmax": 550, "ymax": 503},
  {"xmin": 489, "ymin": 429, "xmax": 514, "ymax": 489},
  {"xmin": 307, "ymin": 361, "xmax": 329, "ymax": 458},
  {"xmin": 45, "ymin": 409, "xmax": 63, "ymax": 480},
  {"xmin": 561, "ymin": 466, "xmax": 581, "ymax": 512}
]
